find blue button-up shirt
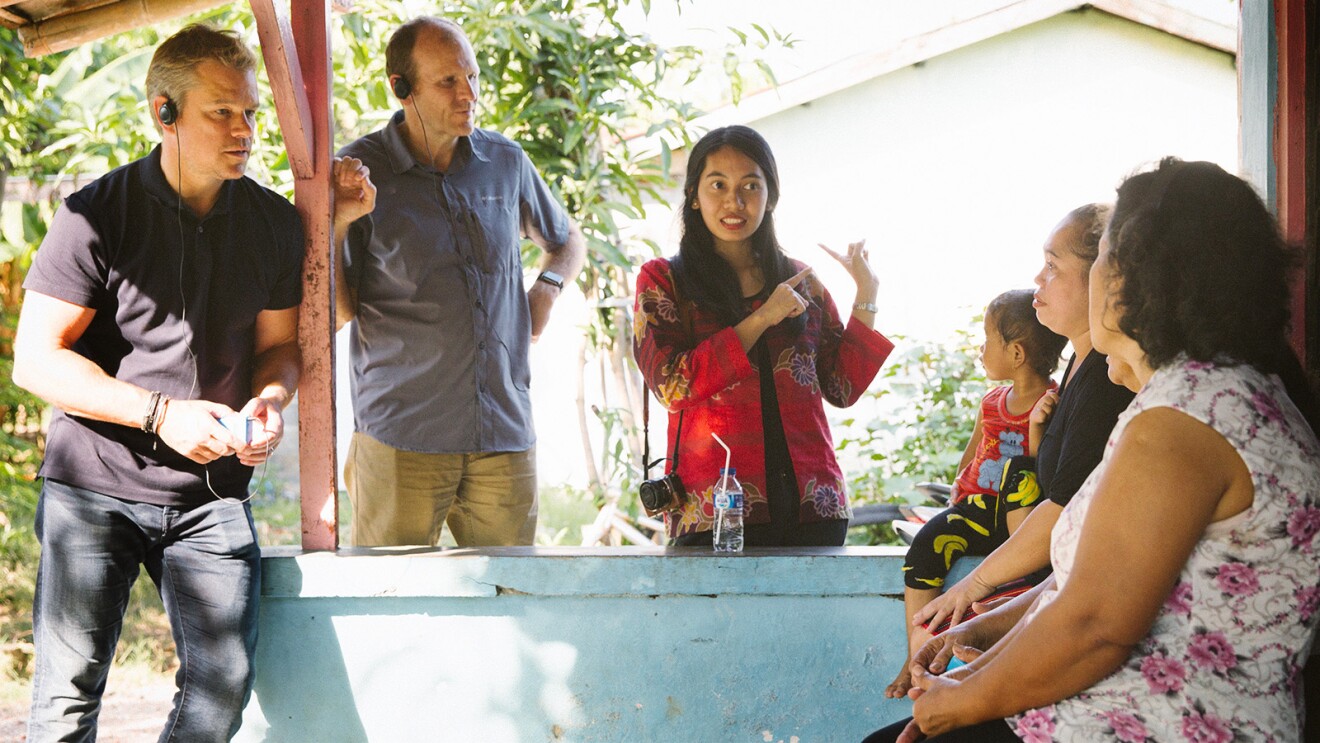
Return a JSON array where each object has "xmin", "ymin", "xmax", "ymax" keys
[{"xmin": 339, "ymin": 112, "xmax": 570, "ymax": 453}]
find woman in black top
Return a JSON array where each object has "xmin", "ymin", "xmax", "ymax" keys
[{"xmin": 909, "ymin": 204, "xmax": 1136, "ymax": 635}]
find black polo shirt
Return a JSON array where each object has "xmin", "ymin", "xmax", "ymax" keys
[
  {"xmin": 23, "ymin": 146, "xmax": 303, "ymax": 506},
  {"xmin": 1038, "ymin": 349, "xmax": 1136, "ymax": 507}
]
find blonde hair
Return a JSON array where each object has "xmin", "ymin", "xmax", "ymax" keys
[{"xmin": 145, "ymin": 24, "xmax": 256, "ymax": 129}]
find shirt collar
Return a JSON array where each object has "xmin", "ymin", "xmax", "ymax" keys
[
  {"xmin": 382, "ymin": 110, "xmax": 490, "ymax": 176},
  {"xmin": 141, "ymin": 145, "xmax": 236, "ymax": 217}
]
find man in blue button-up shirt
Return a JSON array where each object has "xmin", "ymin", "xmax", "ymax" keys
[{"xmin": 334, "ymin": 16, "xmax": 585, "ymax": 547}]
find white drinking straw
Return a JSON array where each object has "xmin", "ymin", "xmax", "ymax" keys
[{"xmin": 711, "ymin": 432, "xmax": 731, "ymax": 474}]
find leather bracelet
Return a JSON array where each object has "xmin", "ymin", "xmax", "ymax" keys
[
  {"xmin": 142, "ymin": 390, "xmax": 163, "ymax": 432},
  {"xmin": 852, "ymin": 301, "xmax": 878, "ymax": 313},
  {"xmin": 153, "ymin": 397, "xmax": 171, "ymax": 435}
]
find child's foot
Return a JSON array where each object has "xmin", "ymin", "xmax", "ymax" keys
[{"xmin": 885, "ymin": 665, "xmax": 912, "ymax": 698}]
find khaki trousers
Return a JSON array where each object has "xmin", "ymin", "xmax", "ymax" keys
[{"xmin": 345, "ymin": 432, "xmax": 537, "ymax": 547}]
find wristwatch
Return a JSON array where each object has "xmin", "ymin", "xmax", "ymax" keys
[{"xmin": 536, "ymin": 271, "xmax": 565, "ymax": 290}]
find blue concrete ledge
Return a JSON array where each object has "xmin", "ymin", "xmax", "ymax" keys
[{"xmin": 238, "ymin": 546, "xmax": 978, "ymax": 743}]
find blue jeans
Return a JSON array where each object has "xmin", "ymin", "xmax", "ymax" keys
[{"xmin": 27, "ymin": 479, "xmax": 261, "ymax": 743}]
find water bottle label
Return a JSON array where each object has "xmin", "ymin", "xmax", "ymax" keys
[
  {"xmin": 714, "ymin": 491, "xmax": 730, "ymax": 509},
  {"xmin": 728, "ymin": 491, "xmax": 743, "ymax": 509}
]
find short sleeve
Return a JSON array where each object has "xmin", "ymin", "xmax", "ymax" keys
[
  {"xmin": 23, "ymin": 198, "xmax": 109, "ymax": 309},
  {"xmin": 517, "ymin": 151, "xmax": 570, "ymax": 248},
  {"xmin": 265, "ymin": 204, "xmax": 305, "ymax": 310},
  {"xmin": 341, "ymin": 214, "xmax": 373, "ymax": 298}
]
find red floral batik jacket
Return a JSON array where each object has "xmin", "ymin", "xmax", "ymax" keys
[{"xmin": 633, "ymin": 257, "xmax": 894, "ymax": 539}]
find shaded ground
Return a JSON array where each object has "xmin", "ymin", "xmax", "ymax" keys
[{"xmin": 0, "ymin": 672, "xmax": 175, "ymax": 742}]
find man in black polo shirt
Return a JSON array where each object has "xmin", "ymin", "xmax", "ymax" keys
[{"xmin": 12, "ymin": 25, "xmax": 372, "ymax": 741}]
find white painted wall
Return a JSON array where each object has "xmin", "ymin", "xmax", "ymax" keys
[
  {"xmin": 330, "ymin": 8, "xmax": 1238, "ymax": 493},
  {"xmin": 637, "ymin": 8, "xmax": 1239, "ymax": 342}
]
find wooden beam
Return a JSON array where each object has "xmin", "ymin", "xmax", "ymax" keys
[
  {"xmin": 683, "ymin": 0, "xmax": 1080, "ymax": 135},
  {"xmin": 1273, "ymin": 0, "xmax": 1310, "ymax": 367},
  {"xmin": 0, "ymin": 7, "xmax": 27, "ymax": 29},
  {"xmin": 637, "ymin": 0, "xmax": 1235, "ymax": 147},
  {"xmin": 17, "ymin": 0, "xmax": 228, "ymax": 56},
  {"xmin": 250, "ymin": 0, "xmax": 314, "ymax": 179},
  {"xmin": 289, "ymin": 0, "xmax": 338, "ymax": 551},
  {"xmin": 1090, "ymin": 0, "xmax": 1237, "ymax": 53}
]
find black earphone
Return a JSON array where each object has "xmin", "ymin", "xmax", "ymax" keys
[
  {"xmin": 158, "ymin": 98, "xmax": 178, "ymax": 126},
  {"xmin": 390, "ymin": 76, "xmax": 412, "ymax": 100}
]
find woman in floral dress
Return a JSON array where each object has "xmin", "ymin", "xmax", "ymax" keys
[
  {"xmin": 863, "ymin": 158, "xmax": 1320, "ymax": 742},
  {"xmin": 632, "ymin": 125, "xmax": 893, "ymax": 546}
]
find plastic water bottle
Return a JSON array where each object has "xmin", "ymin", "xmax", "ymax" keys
[{"xmin": 713, "ymin": 467, "xmax": 744, "ymax": 553}]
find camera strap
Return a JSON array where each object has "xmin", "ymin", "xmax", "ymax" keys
[
  {"xmin": 643, "ymin": 392, "xmax": 683, "ymax": 478},
  {"xmin": 641, "ymin": 264, "xmax": 692, "ymax": 480}
]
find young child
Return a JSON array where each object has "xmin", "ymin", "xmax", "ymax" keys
[{"xmin": 885, "ymin": 289, "xmax": 1067, "ymax": 698}]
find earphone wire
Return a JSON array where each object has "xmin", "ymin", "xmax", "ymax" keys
[
  {"xmin": 403, "ymin": 84, "xmax": 514, "ymax": 368},
  {"xmin": 173, "ymin": 123, "xmax": 200, "ymax": 402},
  {"xmin": 406, "ymin": 91, "xmax": 442, "ymax": 214},
  {"xmin": 170, "ymin": 107, "xmax": 269, "ymax": 505}
]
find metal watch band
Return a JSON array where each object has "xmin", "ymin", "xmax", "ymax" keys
[{"xmin": 852, "ymin": 301, "xmax": 878, "ymax": 313}]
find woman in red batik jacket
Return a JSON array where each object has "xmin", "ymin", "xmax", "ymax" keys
[{"xmin": 633, "ymin": 125, "xmax": 894, "ymax": 546}]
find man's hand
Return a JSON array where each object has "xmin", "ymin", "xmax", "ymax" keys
[
  {"xmin": 156, "ymin": 399, "xmax": 241, "ymax": 464},
  {"xmin": 528, "ymin": 279, "xmax": 560, "ymax": 342},
  {"xmin": 333, "ymin": 156, "xmax": 376, "ymax": 230},
  {"xmin": 236, "ymin": 396, "xmax": 285, "ymax": 466}
]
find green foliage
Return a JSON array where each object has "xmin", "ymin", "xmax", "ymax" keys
[
  {"xmin": 836, "ymin": 324, "xmax": 989, "ymax": 545},
  {"xmin": 1, "ymin": 29, "xmax": 63, "ymax": 175},
  {"xmin": 536, "ymin": 484, "xmax": 603, "ymax": 545}
]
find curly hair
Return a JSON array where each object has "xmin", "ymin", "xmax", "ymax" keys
[
  {"xmin": 988, "ymin": 289, "xmax": 1068, "ymax": 377},
  {"xmin": 671, "ymin": 125, "xmax": 804, "ymax": 335},
  {"xmin": 1106, "ymin": 157, "xmax": 1317, "ymax": 431}
]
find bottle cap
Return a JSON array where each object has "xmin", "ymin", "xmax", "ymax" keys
[{"xmin": 720, "ymin": 467, "xmax": 736, "ymax": 476}]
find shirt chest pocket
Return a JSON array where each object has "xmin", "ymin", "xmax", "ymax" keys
[{"xmin": 468, "ymin": 196, "xmax": 519, "ymax": 274}]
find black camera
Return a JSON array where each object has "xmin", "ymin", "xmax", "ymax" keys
[{"xmin": 639, "ymin": 472, "xmax": 685, "ymax": 516}]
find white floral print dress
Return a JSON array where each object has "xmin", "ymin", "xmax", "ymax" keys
[{"xmin": 1008, "ymin": 359, "xmax": 1320, "ymax": 742}]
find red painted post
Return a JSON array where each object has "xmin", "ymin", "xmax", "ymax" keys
[
  {"xmin": 250, "ymin": 0, "xmax": 336, "ymax": 550},
  {"xmin": 1274, "ymin": 0, "xmax": 1308, "ymax": 365},
  {"xmin": 291, "ymin": 0, "xmax": 338, "ymax": 551}
]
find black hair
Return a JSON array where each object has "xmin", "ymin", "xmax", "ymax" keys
[
  {"xmin": 1106, "ymin": 157, "xmax": 1319, "ymax": 433},
  {"xmin": 670, "ymin": 125, "xmax": 804, "ymax": 334},
  {"xmin": 988, "ymin": 289, "xmax": 1068, "ymax": 377}
]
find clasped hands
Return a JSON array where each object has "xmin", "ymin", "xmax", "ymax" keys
[
  {"xmin": 157, "ymin": 396, "xmax": 284, "ymax": 466},
  {"xmin": 894, "ymin": 621, "xmax": 993, "ymax": 743}
]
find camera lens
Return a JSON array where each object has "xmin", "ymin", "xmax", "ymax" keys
[{"xmin": 639, "ymin": 481, "xmax": 658, "ymax": 509}]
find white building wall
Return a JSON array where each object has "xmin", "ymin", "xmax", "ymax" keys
[{"xmin": 705, "ymin": 8, "xmax": 1238, "ymax": 341}]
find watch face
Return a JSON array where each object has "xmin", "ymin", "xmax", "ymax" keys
[{"xmin": 539, "ymin": 271, "xmax": 564, "ymax": 288}]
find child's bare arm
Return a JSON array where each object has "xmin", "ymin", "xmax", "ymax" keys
[
  {"xmin": 950, "ymin": 409, "xmax": 986, "ymax": 500},
  {"xmin": 1027, "ymin": 390, "xmax": 1059, "ymax": 457}
]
